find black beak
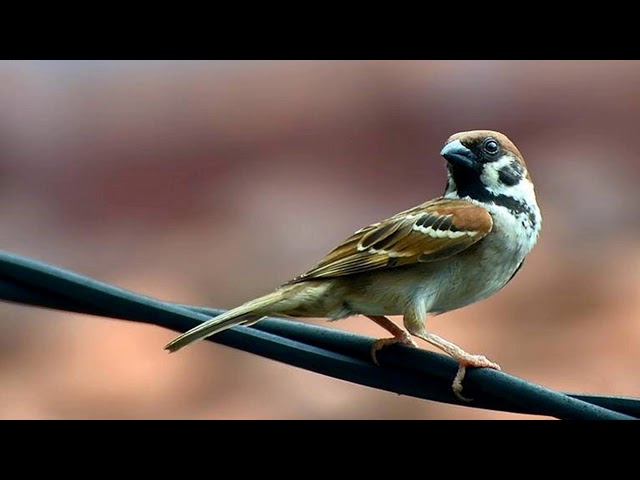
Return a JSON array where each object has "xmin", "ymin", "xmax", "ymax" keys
[{"xmin": 440, "ymin": 140, "xmax": 478, "ymax": 169}]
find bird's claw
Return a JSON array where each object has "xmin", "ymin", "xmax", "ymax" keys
[
  {"xmin": 452, "ymin": 354, "xmax": 501, "ymax": 402},
  {"xmin": 370, "ymin": 335, "xmax": 418, "ymax": 366}
]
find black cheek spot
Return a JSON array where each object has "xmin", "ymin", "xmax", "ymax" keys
[{"xmin": 498, "ymin": 164, "xmax": 522, "ymax": 186}]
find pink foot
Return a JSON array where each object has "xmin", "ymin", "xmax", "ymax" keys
[
  {"xmin": 452, "ymin": 354, "xmax": 501, "ymax": 402},
  {"xmin": 371, "ymin": 334, "xmax": 418, "ymax": 366}
]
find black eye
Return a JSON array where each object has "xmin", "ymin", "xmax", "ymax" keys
[{"xmin": 483, "ymin": 139, "xmax": 499, "ymax": 155}]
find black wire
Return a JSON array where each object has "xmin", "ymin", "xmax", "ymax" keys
[{"xmin": 0, "ymin": 250, "xmax": 638, "ymax": 420}]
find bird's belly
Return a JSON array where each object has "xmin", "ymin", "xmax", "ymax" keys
[
  {"xmin": 426, "ymin": 264, "xmax": 513, "ymax": 313},
  {"xmin": 340, "ymin": 246, "xmax": 524, "ymax": 318},
  {"xmin": 426, "ymin": 243, "xmax": 524, "ymax": 313}
]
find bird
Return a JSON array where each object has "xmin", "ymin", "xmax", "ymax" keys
[{"xmin": 165, "ymin": 130, "xmax": 542, "ymax": 401}]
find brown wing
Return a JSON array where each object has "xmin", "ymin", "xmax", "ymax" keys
[{"xmin": 289, "ymin": 197, "xmax": 493, "ymax": 283}]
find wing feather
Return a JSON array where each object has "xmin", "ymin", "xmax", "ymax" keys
[{"xmin": 288, "ymin": 198, "xmax": 493, "ymax": 283}]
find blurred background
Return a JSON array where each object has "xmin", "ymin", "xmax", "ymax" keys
[{"xmin": 2, "ymin": 60, "xmax": 640, "ymax": 419}]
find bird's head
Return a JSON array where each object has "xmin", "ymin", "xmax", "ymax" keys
[
  {"xmin": 441, "ymin": 130, "xmax": 531, "ymax": 197},
  {"xmin": 440, "ymin": 130, "xmax": 540, "ymax": 230}
]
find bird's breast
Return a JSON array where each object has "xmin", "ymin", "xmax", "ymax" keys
[{"xmin": 426, "ymin": 203, "xmax": 539, "ymax": 313}]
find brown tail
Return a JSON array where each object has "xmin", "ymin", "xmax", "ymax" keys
[{"xmin": 165, "ymin": 287, "xmax": 291, "ymax": 353}]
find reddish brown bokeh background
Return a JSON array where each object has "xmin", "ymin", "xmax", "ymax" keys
[{"xmin": 2, "ymin": 60, "xmax": 640, "ymax": 419}]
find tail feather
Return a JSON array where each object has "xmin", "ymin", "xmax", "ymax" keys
[{"xmin": 165, "ymin": 289, "xmax": 285, "ymax": 353}]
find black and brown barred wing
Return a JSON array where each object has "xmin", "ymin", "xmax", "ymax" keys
[{"xmin": 288, "ymin": 197, "xmax": 493, "ymax": 283}]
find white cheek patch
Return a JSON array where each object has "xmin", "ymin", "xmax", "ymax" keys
[
  {"xmin": 481, "ymin": 155, "xmax": 514, "ymax": 190},
  {"xmin": 480, "ymin": 155, "xmax": 536, "ymax": 203}
]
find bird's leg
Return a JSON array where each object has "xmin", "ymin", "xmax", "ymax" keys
[
  {"xmin": 402, "ymin": 308, "xmax": 500, "ymax": 402},
  {"xmin": 366, "ymin": 315, "xmax": 418, "ymax": 366},
  {"xmin": 410, "ymin": 328, "xmax": 501, "ymax": 402}
]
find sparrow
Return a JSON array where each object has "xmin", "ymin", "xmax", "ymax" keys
[{"xmin": 165, "ymin": 130, "xmax": 542, "ymax": 401}]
